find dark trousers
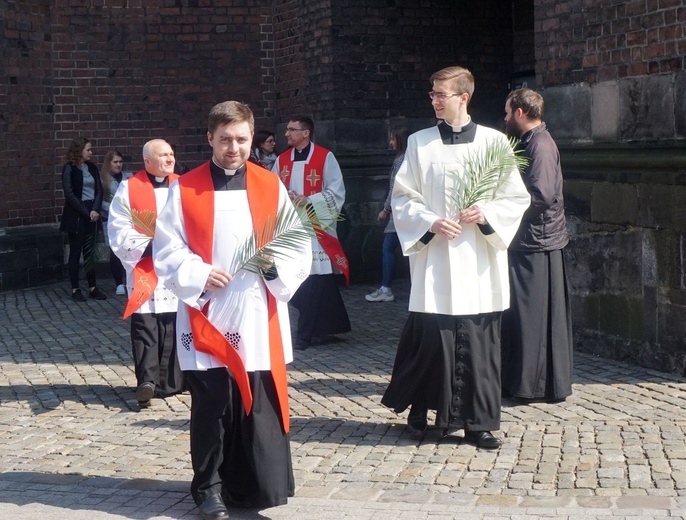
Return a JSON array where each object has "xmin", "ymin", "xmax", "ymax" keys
[
  {"xmin": 185, "ymin": 368, "xmax": 294, "ymax": 508},
  {"xmin": 67, "ymin": 211, "xmax": 98, "ymax": 290},
  {"xmin": 109, "ymin": 248, "xmax": 125, "ymax": 286},
  {"xmin": 130, "ymin": 312, "xmax": 183, "ymax": 396}
]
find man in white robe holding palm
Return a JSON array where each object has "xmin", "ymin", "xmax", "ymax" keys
[
  {"xmin": 382, "ymin": 66, "xmax": 530, "ymax": 450},
  {"xmin": 154, "ymin": 101, "xmax": 311, "ymax": 519}
]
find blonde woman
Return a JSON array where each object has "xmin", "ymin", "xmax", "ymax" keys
[{"xmin": 100, "ymin": 149, "xmax": 127, "ymax": 295}]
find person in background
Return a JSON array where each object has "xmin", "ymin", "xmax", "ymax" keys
[
  {"xmin": 108, "ymin": 139, "xmax": 184, "ymax": 409},
  {"xmin": 249, "ymin": 130, "xmax": 277, "ymax": 170},
  {"xmin": 272, "ymin": 115, "xmax": 351, "ymax": 350},
  {"xmin": 366, "ymin": 126, "xmax": 408, "ymax": 303},
  {"xmin": 154, "ymin": 101, "xmax": 311, "ymax": 519},
  {"xmin": 100, "ymin": 149, "xmax": 128, "ymax": 295},
  {"xmin": 501, "ymin": 88, "xmax": 573, "ymax": 403},
  {"xmin": 381, "ymin": 66, "xmax": 530, "ymax": 450},
  {"xmin": 60, "ymin": 137, "xmax": 107, "ymax": 302}
]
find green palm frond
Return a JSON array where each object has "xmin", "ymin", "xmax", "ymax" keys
[
  {"xmin": 121, "ymin": 204, "xmax": 156, "ymax": 238},
  {"xmin": 82, "ymin": 223, "xmax": 103, "ymax": 274},
  {"xmin": 448, "ymin": 136, "xmax": 528, "ymax": 220},
  {"xmin": 232, "ymin": 203, "xmax": 318, "ymax": 276}
]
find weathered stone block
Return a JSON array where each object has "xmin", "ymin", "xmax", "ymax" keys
[
  {"xmin": 591, "ymin": 80, "xmax": 619, "ymax": 142},
  {"xmin": 596, "ymin": 294, "xmax": 643, "ymax": 340},
  {"xmin": 563, "ymin": 180, "xmax": 592, "ymax": 221},
  {"xmin": 591, "ymin": 183, "xmax": 638, "ymax": 225},
  {"xmin": 637, "ymin": 184, "xmax": 686, "ymax": 231},
  {"xmin": 619, "ymin": 75, "xmax": 676, "ymax": 140},
  {"xmin": 541, "ymin": 84, "xmax": 592, "ymax": 142},
  {"xmin": 675, "ymin": 71, "xmax": 686, "ymax": 138},
  {"xmin": 567, "ymin": 229, "xmax": 642, "ymax": 293}
]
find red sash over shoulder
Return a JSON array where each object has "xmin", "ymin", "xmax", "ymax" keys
[
  {"xmin": 277, "ymin": 144, "xmax": 350, "ymax": 285},
  {"xmin": 179, "ymin": 161, "xmax": 291, "ymax": 433},
  {"xmin": 123, "ymin": 170, "xmax": 179, "ymax": 319}
]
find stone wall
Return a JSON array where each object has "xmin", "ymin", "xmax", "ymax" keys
[{"xmin": 534, "ymin": 0, "xmax": 686, "ymax": 376}]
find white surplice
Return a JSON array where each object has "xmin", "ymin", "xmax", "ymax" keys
[
  {"xmin": 272, "ymin": 144, "xmax": 345, "ymax": 275},
  {"xmin": 108, "ymin": 177, "xmax": 178, "ymax": 314},
  {"xmin": 153, "ymin": 182, "xmax": 312, "ymax": 372},
  {"xmin": 392, "ymin": 125, "xmax": 531, "ymax": 316}
]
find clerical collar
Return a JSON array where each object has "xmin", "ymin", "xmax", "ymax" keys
[
  {"xmin": 446, "ymin": 117, "xmax": 472, "ymax": 133},
  {"xmin": 438, "ymin": 119, "xmax": 477, "ymax": 145},
  {"xmin": 145, "ymin": 172, "xmax": 169, "ymax": 188},
  {"xmin": 209, "ymin": 160, "xmax": 246, "ymax": 191},
  {"xmin": 294, "ymin": 142, "xmax": 311, "ymax": 162},
  {"xmin": 211, "ymin": 157, "xmax": 242, "ymax": 176}
]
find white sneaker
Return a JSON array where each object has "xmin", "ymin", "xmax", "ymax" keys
[
  {"xmin": 365, "ymin": 288, "xmax": 394, "ymax": 302},
  {"xmin": 115, "ymin": 284, "xmax": 126, "ymax": 295}
]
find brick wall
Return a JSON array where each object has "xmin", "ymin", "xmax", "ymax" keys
[
  {"xmin": 0, "ymin": 0, "xmax": 274, "ymax": 230},
  {"xmin": 535, "ymin": 0, "xmax": 685, "ymax": 87},
  {"xmin": 271, "ymin": 0, "xmax": 514, "ymax": 152},
  {"xmin": 0, "ymin": 0, "xmax": 55, "ymax": 228}
]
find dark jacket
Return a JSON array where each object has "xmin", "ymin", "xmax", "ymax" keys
[
  {"xmin": 60, "ymin": 161, "xmax": 103, "ymax": 234},
  {"xmin": 509, "ymin": 122, "xmax": 568, "ymax": 251}
]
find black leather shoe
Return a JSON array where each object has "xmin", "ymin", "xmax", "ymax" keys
[
  {"xmin": 406, "ymin": 404, "xmax": 428, "ymax": 438},
  {"xmin": 89, "ymin": 287, "xmax": 107, "ymax": 300},
  {"xmin": 199, "ymin": 494, "xmax": 229, "ymax": 519},
  {"xmin": 135, "ymin": 382, "xmax": 154, "ymax": 408},
  {"xmin": 71, "ymin": 289, "xmax": 86, "ymax": 302},
  {"xmin": 464, "ymin": 430, "xmax": 502, "ymax": 450}
]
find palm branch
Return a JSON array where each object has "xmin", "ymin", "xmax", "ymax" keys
[
  {"xmin": 121, "ymin": 205, "xmax": 157, "ymax": 238},
  {"xmin": 232, "ymin": 203, "xmax": 319, "ymax": 276},
  {"xmin": 448, "ymin": 136, "xmax": 528, "ymax": 220},
  {"xmin": 82, "ymin": 222, "xmax": 103, "ymax": 274}
]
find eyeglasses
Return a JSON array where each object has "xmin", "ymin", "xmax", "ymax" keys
[
  {"xmin": 265, "ymin": 139, "xmax": 276, "ymax": 144},
  {"xmin": 428, "ymin": 91, "xmax": 462, "ymax": 101},
  {"xmin": 285, "ymin": 127, "xmax": 306, "ymax": 133}
]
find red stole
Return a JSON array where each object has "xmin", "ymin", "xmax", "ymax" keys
[
  {"xmin": 122, "ymin": 170, "xmax": 179, "ymax": 319},
  {"xmin": 179, "ymin": 161, "xmax": 291, "ymax": 433},
  {"xmin": 277, "ymin": 144, "xmax": 350, "ymax": 285}
]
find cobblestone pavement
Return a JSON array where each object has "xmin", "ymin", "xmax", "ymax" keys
[{"xmin": 0, "ymin": 279, "xmax": 685, "ymax": 519}]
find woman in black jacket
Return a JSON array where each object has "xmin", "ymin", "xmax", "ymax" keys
[{"xmin": 60, "ymin": 137, "xmax": 107, "ymax": 302}]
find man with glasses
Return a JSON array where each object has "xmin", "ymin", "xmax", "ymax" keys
[
  {"xmin": 381, "ymin": 66, "xmax": 530, "ymax": 450},
  {"xmin": 272, "ymin": 115, "xmax": 351, "ymax": 350}
]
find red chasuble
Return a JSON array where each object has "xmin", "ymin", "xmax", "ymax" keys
[
  {"xmin": 122, "ymin": 170, "xmax": 179, "ymax": 320},
  {"xmin": 277, "ymin": 144, "xmax": 350, "ymax": 285},
  {"xmin": 178, "ymin": 161, "xmax": 291, "ymax": 433}
]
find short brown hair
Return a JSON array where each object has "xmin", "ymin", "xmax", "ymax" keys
[
  {"xmin": 208, "ymin": 101, "xmax": 254, "ymax": 135},
  {"xmin": 506, "ymin": 88, "xmax": 544, "ymax": 120},
  {"xmin": 429, "ymin": 66, "xmax": 475, "ymax": 101},
  {"xmin": 289, "ymin": 115, "xmax": 314, "ymax": 135}
]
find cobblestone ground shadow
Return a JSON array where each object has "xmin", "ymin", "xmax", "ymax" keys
[{"xmin": 0, "ymin": 279, "xmax": 685, "ymax": 518}]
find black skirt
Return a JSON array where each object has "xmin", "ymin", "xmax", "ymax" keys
[
  {"xmin": 289, "ymin": 273, "xmax": 351, "ymax": 342},
  {"xmin": 185, "ymin": 369, "xmax": 294, "ymax": 508},
  {"xmin": 382, "ymin": 311, "xmax": 502, "ymax": 431},
  {"xmin": 501, "ymin": 249, "xmax": 573, "ymax": 400}
]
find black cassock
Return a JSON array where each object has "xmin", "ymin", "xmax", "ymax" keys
[
  {"xmin": 382, "ymin": 311, "xmax": 502, "ymax": 432},
  {"xmin": 501, "ymin": 249, "xmax": 573, "ymax": 401}
]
